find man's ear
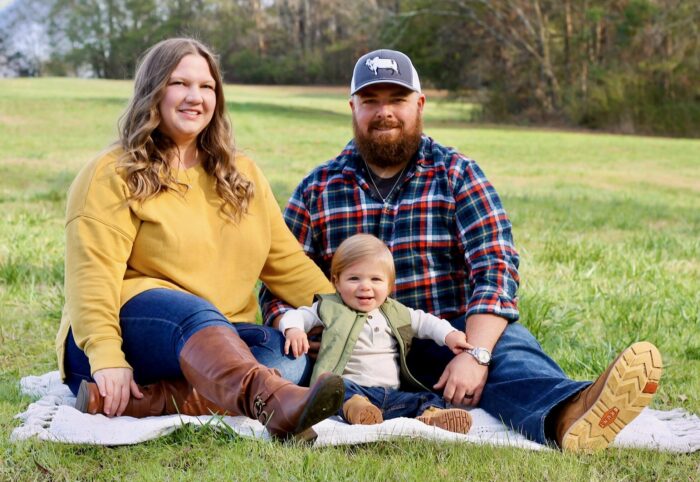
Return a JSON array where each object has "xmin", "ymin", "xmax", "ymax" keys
[
  {"xmin": 416, "ymin": 93, "xmax": 426, "ymax": 114},
  {"xmin": 349, "ymin": 96, "xmax": 355, "ymax": 112}
]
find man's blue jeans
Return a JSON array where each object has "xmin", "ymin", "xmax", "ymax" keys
[
  {"xmin": 341, "ymin": 379, "xmax": 448, "ymax": 421},
  {"xmin": 406, "ymin": 316, "xmax": 591, "ymax": 445},
  {"xmin": 63, "ymin": 288, "xmax": 311, "ymax": 395}
]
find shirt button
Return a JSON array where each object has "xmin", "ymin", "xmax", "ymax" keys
[
  {"xmin": 368, "ymin": 315, "xmax": 373, "ymax": 319},
  {"xmin": 374, "ymin": 327, "xmax": 380, "ymax": 332}
]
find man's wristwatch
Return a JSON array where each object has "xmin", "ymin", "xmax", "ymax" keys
[{"xmin": 465, "ymin": 347, "xmax": 492, "ymax": 366}]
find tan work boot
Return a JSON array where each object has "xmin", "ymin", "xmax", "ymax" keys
[
  {"xmin": 75, "ymin": 378, "xmax": 227, "ymax": 417},
  {"xmin": 342, "ymin": 394, "xmax": 383, "ymax": 425},
  {"xmin": 554, "ymin": 341, "xmax": 663, "ymax": 452},
  {"xmin": 416, "ymin": 407, "xmax": 472, "ymax": 434},
  {"xmin": 178, "ymin": 325, "xmax": 345, "ymax": 442}
]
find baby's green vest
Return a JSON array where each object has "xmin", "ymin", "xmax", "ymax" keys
[{"xmin": 309, "ymin": 293, "xmax": 429, "ymax": 392}]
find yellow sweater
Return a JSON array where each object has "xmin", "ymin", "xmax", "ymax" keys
[{"xmin": 56, "ymin": 148, "xmax": 333, "ymax": 378}]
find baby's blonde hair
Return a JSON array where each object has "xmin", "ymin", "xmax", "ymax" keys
[{"xmin": 331, "ymin": 234, "xmax": 396, "ymax": 289}]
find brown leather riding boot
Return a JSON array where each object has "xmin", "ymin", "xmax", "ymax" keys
[
  {"xmin": 552, "ymin": 341, "xmax": 662, "ymax": 452},
  {"xmin": 178, "ymin": 325, "xmax": 345, "ymax": 441},
  {"xmin": 75, "ymin": 378, "xmax": 227, "ymax": 417}
]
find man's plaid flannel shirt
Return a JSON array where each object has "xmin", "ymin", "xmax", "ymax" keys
[{"xmin": 260, "ymin": 135, "xmax": 520, "ymax": 324}]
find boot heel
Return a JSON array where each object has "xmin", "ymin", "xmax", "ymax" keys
[
  {"xmin": 75, "ymin": 380, "xmax": 91, "ymax": 413},
  {"xmin": 290, "ymin": 426, "xmax": 318, "ymax": 443}
]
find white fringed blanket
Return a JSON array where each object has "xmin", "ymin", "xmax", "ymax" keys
[{"xmin": 11, "ymin": 372, "xmax": 700, "ymax": 452}]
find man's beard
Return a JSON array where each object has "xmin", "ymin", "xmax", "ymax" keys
[{"xmin": 353, "ymin": 113, "xmax": 423, "ymax": 169}]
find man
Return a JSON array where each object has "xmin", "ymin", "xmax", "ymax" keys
[{"xmin": 259, "ymin": 49, "xmax": 662, "ymax": 451}]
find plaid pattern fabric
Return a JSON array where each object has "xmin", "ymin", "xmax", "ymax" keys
[{"xmin": 260, "ymin": 136, "xmax": 520, "ymax": 324}]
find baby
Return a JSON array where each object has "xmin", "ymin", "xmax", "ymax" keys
[{"xmin": 278, "ymin": 233, "xmax": 473, "ymax": 433}]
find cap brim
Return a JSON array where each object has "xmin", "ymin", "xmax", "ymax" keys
[{"xmin": 351, "ymin": 79, "xmax": 421, "ymax": 96}]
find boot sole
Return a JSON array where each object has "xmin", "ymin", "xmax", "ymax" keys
[
  {"xmin": 416, "ymin": 408, "xmax": 472, "ymax": 434},
  {"xmin": 561, "ymin": 341, "xmax": 663, "ymax": 452},
  {"xmin": 75, "ymin": 380, "xmax": 91, "ymax": 413},
  {"xmin": 290, "ymin": 375, "xmax": 345, "ymax": 443}
]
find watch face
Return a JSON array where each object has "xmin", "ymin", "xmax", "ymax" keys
[
  {"xmin": 470, "ymin": 348, "xmax": 490, "ymax": 364},
  {"xmin": 476, "ymin": 350, "xmax": 490, "ymax": 364}
]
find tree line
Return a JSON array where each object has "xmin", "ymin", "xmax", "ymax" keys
[{"xmin": 2, "ymin": 0, "xmax": 699, "ymax": 137}]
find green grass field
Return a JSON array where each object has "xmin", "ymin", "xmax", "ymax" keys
[{"xmin": 1, "ymin": 77, "xmax": 699, "ymax": 480}]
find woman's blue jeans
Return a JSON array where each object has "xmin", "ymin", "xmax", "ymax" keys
[{"xmin": 64, "ymin": 289, "xmax": 311, "ymax": 396}]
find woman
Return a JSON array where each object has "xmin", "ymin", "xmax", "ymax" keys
[{"xmin": 56, "ymin": 38, "xmax": 343, "ymax": 441}]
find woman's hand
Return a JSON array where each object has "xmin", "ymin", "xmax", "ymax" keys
[
  {"xmin": 92, "ymin": 367, "xmax": 143, "ymax": 416},
  {"xmin": 445, "ymin": 331, "xmax": 473, "ymax": 355},
  {"xmin": 284, "ymin": 328, "xmax": 310, "ymax": 358}
]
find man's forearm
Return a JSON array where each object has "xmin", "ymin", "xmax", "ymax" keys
[{"xmin": 465, "ymin": 313, "xmax": 508, "ymax": 351}]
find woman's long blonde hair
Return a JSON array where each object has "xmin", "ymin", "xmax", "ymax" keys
[{"xmin": 117, "ymin": 37, "xmax": 253, "ymax": 222}]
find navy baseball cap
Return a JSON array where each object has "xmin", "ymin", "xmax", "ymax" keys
[{"xmin": 350, "ymin": 49, "xmax": 421, "ymax": 96}]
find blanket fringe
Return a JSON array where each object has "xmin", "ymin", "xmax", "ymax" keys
[{"xmin": 11, "ymin": 403, "xmax": 59, "ymax": 441}]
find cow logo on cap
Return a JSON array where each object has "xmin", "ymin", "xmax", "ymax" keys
[{"xmin": 365, "ymin": 56, "xmax": 399, "ymax": 76}]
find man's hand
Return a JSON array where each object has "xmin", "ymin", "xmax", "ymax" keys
[
  {"xmin": 433, "ymin": 352, "xmax": 488, "ymax": 406},
  {"xmin": 92, "ymin": 367, "xmax": 143, "ymax": 417},
  {"xmin": 444, "ymin": 331, "xmax": 472, "ymax": 355},
  {"xmin": 435, "ymin": 313, "xmax": 506, "ymax": 406},
  {"xmin": 284, "ymin": 328, "xmax": 310, "ymax": 358}
]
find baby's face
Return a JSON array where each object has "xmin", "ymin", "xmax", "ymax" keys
[{"xmin": 334, "ymin": 259, "xmax": 390, "ymax": 312}]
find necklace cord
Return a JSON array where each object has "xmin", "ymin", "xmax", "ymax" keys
[{"xmin": 362, "ymin": 158, "xmax": 408, "ymax": 205}]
